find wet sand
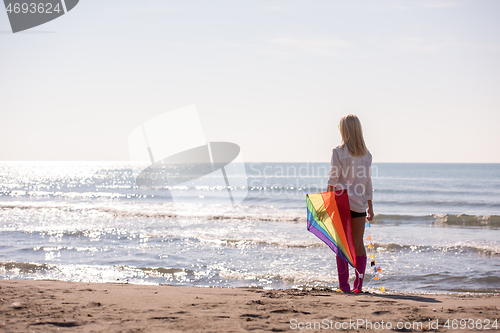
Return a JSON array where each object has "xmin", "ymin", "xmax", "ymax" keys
[{"xmin": 0, "ymin": 280, "xmax": 498, "ymax": 332}]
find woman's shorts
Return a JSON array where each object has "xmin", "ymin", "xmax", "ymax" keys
[{"xmin": 350, "ymin": 210, "xmax": 367, "ymax": 218}]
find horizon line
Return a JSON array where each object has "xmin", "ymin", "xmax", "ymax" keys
[{"xmin": 0, "ymin": 160, "xmax": 499, "ymax": 164}]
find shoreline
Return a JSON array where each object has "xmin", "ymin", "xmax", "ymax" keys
[{"xmin": 1, "ymin": 280, "xmax": 498, "ymax": 332}]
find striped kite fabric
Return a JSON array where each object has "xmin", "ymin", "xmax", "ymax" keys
[{"xmin": 306, "ymin": 190, "xmax": 357, "ymax": 268}]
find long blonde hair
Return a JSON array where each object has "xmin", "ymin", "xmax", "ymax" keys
[{"xmin": 339, "ymin": 114, "xmax": 368, "ymax": 156}]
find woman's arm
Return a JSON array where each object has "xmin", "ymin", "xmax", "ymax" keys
[
  {"xmin": 365, "ymin": 163, "xmax": 373, "ymax": 221},
  {"xmin": 327, "ymin": 149, "xmax": 341, "ymax": 191},
  {"xmin": 367, "ymin": 200, "xmax": 374, "ymax": 221}
]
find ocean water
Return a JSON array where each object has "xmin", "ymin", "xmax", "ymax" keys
[{"xmin": 0, "ymin": 162, "xmax": 499, "ymax": 294}]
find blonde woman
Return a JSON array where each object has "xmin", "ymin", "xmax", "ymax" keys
[{"xmin": 327, "ymin": 114, "xmax": 374, "ymax": 293}]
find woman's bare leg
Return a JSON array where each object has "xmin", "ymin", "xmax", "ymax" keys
[
  {"xmin": 351, "ymin": 216, "xmax": 366, "ymax": 257},
  {"xmin": 351, "ymin": 216, "xmax": 367, "ymax": 292}
]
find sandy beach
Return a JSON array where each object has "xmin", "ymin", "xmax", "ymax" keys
[{"xmin": 0, "ymin": 280, "xmax": 498, "ymax": 332}]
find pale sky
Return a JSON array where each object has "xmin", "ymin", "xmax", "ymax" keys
[{"xmin": 1, "ymin": 0, "xmax": 499, "ymax": 163}]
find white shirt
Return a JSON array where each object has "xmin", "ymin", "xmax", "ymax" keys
[{"xmin": 327, "ymin": 145, "xmax": 373, "ymax": 213}]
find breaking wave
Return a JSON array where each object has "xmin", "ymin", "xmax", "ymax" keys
[{"xmin": 2, "ymin": 202, "xmax": 499, "ymax": 226}]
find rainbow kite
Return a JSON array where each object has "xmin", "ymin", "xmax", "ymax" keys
[{"xmin": 306, "ymin": 190, "xmax": 357, "ymax": 268}]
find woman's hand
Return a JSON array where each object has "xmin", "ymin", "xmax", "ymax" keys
[{"xmin": 366, "ymin": 207, "xmax": 374, "ymax": 221}]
